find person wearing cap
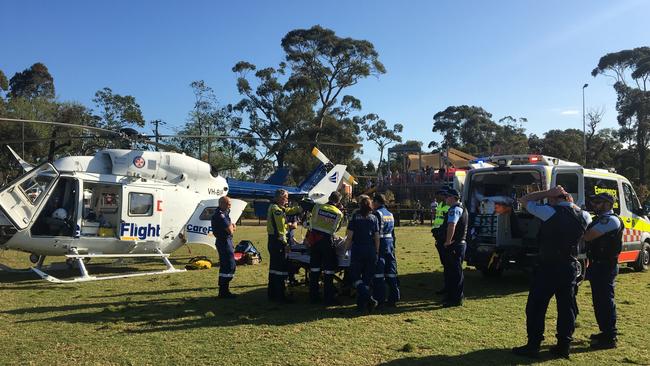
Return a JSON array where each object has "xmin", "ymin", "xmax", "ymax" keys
[
  {"xmin": 438, "ymin": 188, "xmax": 468, "ymax": 307},
  {"xmin": 513, "ymin": 186, "xmax": 591, "ymax": 359},
  {"xmin": 583, "ymin": 192, "xmax": 624, "ymax": 350},
  {"xmin": 372, "ymin": 193, "xmax": 400, "ymax": 308},
  {"xmin": 308, "ymin": 191, "xmax": 344, "ymax": 305}
]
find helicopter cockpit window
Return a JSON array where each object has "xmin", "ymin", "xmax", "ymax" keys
[
  {"xmin": 129, "ymin": 193, "xmax": 153, "ymax": 216},
  {"xmin": 18, "ymin": 166, "xmax": 57, "ymax": 205},
  {"xmin": 199, "ymin": 207, "xmax": 218, "ymax": 220}
]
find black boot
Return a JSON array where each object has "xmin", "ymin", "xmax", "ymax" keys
[
  {"xmin": 218, "ymin": 284, "xmax": 237, "ymax": 299},
  {"xmin": 550, "ymin": 342, "xmax": 570, "ymax": 359},
  {"xmin": 512, "ymin": 343, "xmax": 540, "ymax": 359},
  {"xmin": 591, "ymin": 336, "xmax": 617, "ymax": 350}
]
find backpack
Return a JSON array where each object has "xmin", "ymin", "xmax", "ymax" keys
[
  {"xmin": 234, "ymin": 240, "xmax": 262, "ymax": 265},
  {"xmin": 185, "ymin": 256, "xmax": 213, "ymax": 270}
]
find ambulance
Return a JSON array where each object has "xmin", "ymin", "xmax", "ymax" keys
[{"xmin": 462, "ymin": 154, "xmax": 650, "ymax": 276}]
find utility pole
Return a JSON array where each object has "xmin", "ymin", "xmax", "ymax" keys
[
  {"xmin": 582, "ymin": 83, "xmax": 589, "ymax": 166},
  {"xmin": 151, "ymin": 119, "xmax": 165, "ymax": 151}
]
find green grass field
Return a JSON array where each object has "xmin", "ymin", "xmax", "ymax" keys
[{"xmin": 1, "ymin": 225, "xmax": 648, "ymax": 365}]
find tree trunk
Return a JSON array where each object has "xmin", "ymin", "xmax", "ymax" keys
[
  {"xmin": 277, "ymin": 149, "xmax": 285, "ymax": 169},
  {"xmin": 377, "ymin": 147, "xmax": 385, "ymax": 177},
  {"xmin": 639, "ymin": 118, "xmax": 649, "ymax": 185}
]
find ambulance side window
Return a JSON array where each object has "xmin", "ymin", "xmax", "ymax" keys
[
  {"xmin": 622, "ymin": 182, "xmax": 642, "ymax": 214},
  {"xmin": 584, "ymin": 177, "xmax": 620, "ymax": 214},
  {"xmin": 128, "ymin": 193, "xmax": 153, "ymax": 216}
]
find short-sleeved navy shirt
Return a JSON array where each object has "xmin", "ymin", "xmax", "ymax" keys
[
  {"xmin": 347, "ymin": 210, "xmax": 380, "ymax": 246},
  {"xmin": 211, "ymin": 207, "xmax": 232, "ymax": 241}
]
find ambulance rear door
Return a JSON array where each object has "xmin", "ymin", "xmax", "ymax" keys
[{"xmin": 551, "ymin": 166, "xmax": 584, "ymax": 206}]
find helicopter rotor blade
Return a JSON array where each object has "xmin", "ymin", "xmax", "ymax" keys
[
  {"xmin": 0, "ymin": 118, "xmax": 180, "ymax": 152},
  {"xmin": 155, "ymin": 134, "xmax": 362, "ymax": 148},
  {"xmin": 0, "ymin": 117, "xmax": 362, "ymax": 149}
]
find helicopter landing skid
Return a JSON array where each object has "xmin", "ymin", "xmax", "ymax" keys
[{"xmin": 30, "ymin": 248, "xmax": 186, "ymax": 283}]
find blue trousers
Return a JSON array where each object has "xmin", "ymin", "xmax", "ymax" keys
[
  {"xmin": 526, "ymin": 261, "xmax": 578, "ymax": 345},
  {"xmin": 350, "ymin": 244, "xmax": 377, "ymax": 309},
  {"xmin": 443, "ymin": 242, "xmax": 466, "ymax": 303},
  {"xmin": 216, "ymin": 238, "xmax": 236, "ymax": 287},
  {"xmin": 586, "ymin": 261, "xmax": 618, "ymax": 338},
  {"xmin": 309, "ymin": 235, "xmax": 337, "ymax": 302},
  {"xmin": 267, "ymin": 235, "xmax": 289, "ymax": 300},
  {"xmin": 373, "ymin": 240, "xmax": 400, "ymax": 304}
]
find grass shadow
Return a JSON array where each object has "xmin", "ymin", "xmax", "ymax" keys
[{"xmin": 378, "ymin": 343, "xmax": 600, "ymax": 366}]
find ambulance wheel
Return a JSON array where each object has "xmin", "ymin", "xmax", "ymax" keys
[
  {"xmin": 575, "ymin": 259, "xmax": 587, "ymax": 283},
  {"xmin": 29, "ymin": 253, "xmax": 40, "ymax": 264},
  {"xmin": 632, "ymin": 242, "xmax": 650, "ymax": 272}
]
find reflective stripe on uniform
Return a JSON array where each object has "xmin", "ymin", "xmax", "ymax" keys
[
  {"xmin": 385, "ymin": 273, "xmax": 398, "ymax": 278},
  {"xmin": 322, "ymin": 270, "xmax": 336, "ymax": 275},
  {"xmin": 269, "ymin": 270, "xmax": 289, "ymax": 276},
  {"xmin": 374, "ymin": 273, "xmax": 385, "ymax": 278},
  {"xmin": 380, "ymin": 234, "xmax": 393, "ymax": 238},
  {"xmin": 219, "ymin": 273, "xmax": 235, "ymax": 278},
  {"xmin": 310, "ymin": 268, "xmax": 321, "ymax": 272}
]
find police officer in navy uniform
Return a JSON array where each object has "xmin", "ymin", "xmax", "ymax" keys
[
  {"xmin": 372, "ymin": 193, "xmax": 400, "ymax": 308},
  {"xmin": 308, "ymin": 191, "xmax": 344, "ymax": 305},
  {"xmin": 513, "ymin": 186, "xmax": 591, "ymax": 359},
  {"xmin": 211, "ymin": 196, "xmax": 237, "ymax": 299},
  {"xmin": 345, "ymin": 195, "xmax": 380, "ymax": 313},
  {"xmin": 439, "ymin": 188, "xmax": 468, "ymax": 308},
  {"xmin": 584, "ymin": 192, "xmax": 623, "ymax": 349}
]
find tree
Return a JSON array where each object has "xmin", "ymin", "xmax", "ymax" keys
[
  {"xmin": 431, "ymin": 105, "xmax": 500, "ymax": 155},
  {"xmin": 0, "ymin": 69, "xmax": 9, "ymax": 116},
  {"xmin": 92, "ymin": 87, "xmax": 144, "ymax": 130},
  {"xmin": 360, "ymin": 114, "xmax": 403, "ymax": 174},
  {"xmin": 540, "ymin": 129, "xmax": 584, "ymax": 162},
  {"xmin": 493, "ymin": 116, "xmax": 528, "ymax": 154},
  {"xmin": 0, "ymin": 70, "xmax": 8, "ymax": 94},
  {"xmin": 8, "ymin": 62, "xmax": 55, "ymax": 100},
  {"xmin": 527, "ymin": 134, "xmax": 544, "ymax": 154},
  {"xmin": 592, "ymin": 47, "xmax": 650, "ymax": 184},
  {"xmin": 281, "ymin": 25, "xmax": 386, "ymax": 142},
  {"xmin": 232, "ymin": 61, "xmax": 315, "ymax": 169}
]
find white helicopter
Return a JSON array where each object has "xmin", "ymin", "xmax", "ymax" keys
[{"xmin": 0, "ymin": 119, "xmax": 357, "ymax": 283}]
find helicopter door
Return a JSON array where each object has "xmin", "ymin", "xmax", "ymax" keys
[
  {"xmin": 0, "ymin": 163, "xmax": 60, "ymax": 230},
  {"xmin": 120, "ymin": 186, "xmax": 162, "ymax": 242}
]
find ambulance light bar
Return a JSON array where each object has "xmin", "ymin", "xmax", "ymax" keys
[{"xmin": 469, "ymin": 155, "xmax": 579, "ymax": 167}]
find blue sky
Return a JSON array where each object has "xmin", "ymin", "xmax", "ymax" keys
[{"xmin": 2, "ymin": 0, "xmax": 649, "ymax": 164}]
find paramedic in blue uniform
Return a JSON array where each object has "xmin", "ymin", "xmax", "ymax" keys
[
  {"xmin": 308, "ymin": 191, "xmax": 344, "ymax": 305},
  {"xmin": 344, "ymin": 195, "xmax": 380, "ymax": 313},
  {"xmin": 267, "ymin": 189, "xmax": 303, "ymax": 302},
  {"xmin": 513, "ymin": 186, "xmax": 591, "ymax": 359},
  {"xmin": 584, "ymin": 192, "xmax": 623, "ymax": 350},
  {"xmin": 372, "ymin": 193, "xmax": 400, "ymax": 307},
  {"xmin": 439, "ymin": 188, "xmax": 468, "ymax": 308},
  {"xmin": 211, "ymin": 196, "xmax": 237, "ymax": 299}
]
